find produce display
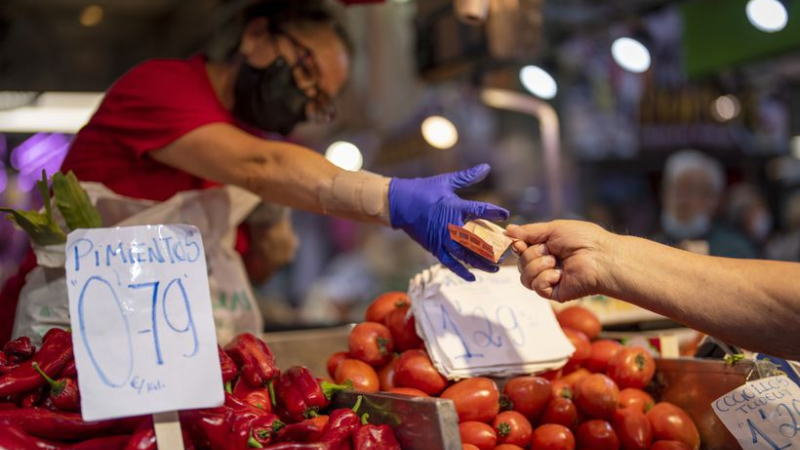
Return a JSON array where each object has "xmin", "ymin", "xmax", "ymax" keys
[
  {"xmin": 0, "ymin": 329, "xmax": 401, "ymax": 449},
  {"xmin": 325, "ymin": 293, "xmax": 702, "ymax": 450}
]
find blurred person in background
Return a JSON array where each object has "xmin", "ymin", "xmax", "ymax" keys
[
  {"xmin": 653, "ymin": 150, "xmax": 756, "ymax": 258},
  {"xmin": 766, "ymin": 190, "xmax": 800, "ymax": 262},
  {"xmin": 0, "ymin": 0, "xmax": 506, "ymax": 342},
  {"xmin": 725, "ymin": 183, "xmax": 773, "ymax": 256}
]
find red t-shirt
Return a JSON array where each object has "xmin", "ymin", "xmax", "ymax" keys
[
  {"xmin": 62, "ymin": 54, "xmax": 233, "ymax": 200},
  {"xmin": 1, "ymin": 55, "xmax": 256, "ymax": 343}
]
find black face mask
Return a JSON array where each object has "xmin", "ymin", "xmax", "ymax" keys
[{"xmin": 232, "ymin": 56, "xmax": 309, "ymax": 136}]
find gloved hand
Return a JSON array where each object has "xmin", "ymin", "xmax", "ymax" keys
[{"xmin": 389, "ymin": 164, "xmax": 510, "ymax": 281}]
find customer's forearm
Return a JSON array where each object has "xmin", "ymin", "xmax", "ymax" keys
[{"xmin": 605, "ymin": 235, "xmax": 800, "ymax": 359}]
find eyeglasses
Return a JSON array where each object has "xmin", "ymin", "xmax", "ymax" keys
[{"xmin": 278, "ymin": 30, "xmax": 337, "ymax": 124}]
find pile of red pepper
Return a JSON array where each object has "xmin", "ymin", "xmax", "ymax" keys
[{"xmin": 0, "ymin": 330, "xmax": 401, "ymax": 449}]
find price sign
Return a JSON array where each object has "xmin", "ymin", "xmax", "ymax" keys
[
  {"xmin": 66, "ymin": 225, "xmax": 223, "ymax": 421},
  {"xmin": 712, "ymin": 375, "xmax": 800, "ymax": 449}
]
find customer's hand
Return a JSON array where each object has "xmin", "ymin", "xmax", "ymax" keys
[
  {"xmin": 506, "ymin": 220, "xmax": 615, "ymax": 301},
  {"xmin": 389, "ymin": 164, "xmax": 509, "ymax": 281},
  {"xmin": 245, "ymin": 215, "xmax": 299, "ymax": 284}
]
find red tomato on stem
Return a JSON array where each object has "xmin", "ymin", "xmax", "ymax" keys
[
  {"xmin": 386, "ymin": 387, "xmax": 429, "ymax": 397},
  {"xmin": 441, "ymin": 377, "xmax": 500, "ymax": 423},
  {"xmin": 383, "ymin": 303, "xmax": 424, "ymax": 351},
  {"xmin": 617, "ymin": 388, "xmax": 654, "ymax": 413},
  {"xmin": 378, "ymin": 355, "xmax": 399, "ymax": 390},
  {"xmin": 557, "ymin": 306, "xmax": 601, "ymax": 340},
  {"xmin": 348, "ymin": 322, "xmax": 394, "ymax": 366},
  {"xmin": 561, "ymin": 368, "xmax": 590, "ymax": 388},
  {"xmin": 365, "ymin": 291, "xmax": 409, "ymax": 323},
  {"xmin": 551, "ymin": 380, "xmax": 573, "ymax": 400},
  {"xmin": 646, "ymin": 403, "xmax": 700, "ymax": 450},
  {"xmin": 573, "ymin": 374, "xmax": 620, "ymax": 420},
  {"xmin": 326, "ymin": 351, "xmax": 348, "ymax": 379},
  {"xmin": 586, "ymin": 340, "xmax": 622, "ymax": 373},
  {"xmin": 612, "ymin": 407, "xmax": 652, "ymax": 450},
  {"xmin": 562, "ymin": 328, "xmax": 591, "ymax": 372},
  {"xmin": 606, "ymin": 347, "xmax": 655, "ymax": 390},
  {"xmin": 462, "ymin": 445, "xmax": 480, "ymax": 450},
  {"xmin": 492, "ymin": 411, "xmax": 532, "ymax": 446},
  {"xmin": 503, "ymin": 376, "xmax": 551, "ymax": 421},
  {"xmin": 459, "ymin": 421, "xmax": 498, "ymax": 450},
  {"xmin": 541, "ymin": 397, "xmax": 579, "ymax": 429},
  {"xmin": 531, "ymin": 424, "xmax": 576, "ymax": 450},
  {"xmin": 650, "ymin": 441, "xmax": 692, "ymax": 450},
  {"xmin": 494, "ymin": 445, "xmax": 524, "ymax": 450},
  {"xmin": 394, "ymin": 349, "xmax": 447, "ymax": 395},
  {"xmin": 334, "ymin": 358, "xmax": 379, "ymax": 392},
  {"xmin": 576, "ymin": 420, "xmax": 619, "ymax": 450}
]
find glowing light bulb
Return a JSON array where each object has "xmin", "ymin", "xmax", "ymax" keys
[
  {"xmin": 711, "ymin": 95, "xmax": 741, "ymax": 122},
  {"xmin": 325, "ymin": 141, "xmax": 363, "ymax": 171},
  {"xmin": 611, "ymin": 37, "xmax": 651, "ymax": 73},
  {"xmin": 421, "ymin": 116, "xmax": 459, "ymax": 149},
  {"xmin": 519, "ymin": 65, "xmax": 557, "ymax": 100},
  {"xmin": 746, "ymin": 0, "xmax": 788, "ymax": 33}
]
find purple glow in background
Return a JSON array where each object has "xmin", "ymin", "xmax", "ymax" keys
[
  {"xmin": 0, "ymin": 161, "xmax": 6, "ymax": 194},
  {"xmin": 10, "ymin": 133, "xmax": 71, "ymax": 192}
]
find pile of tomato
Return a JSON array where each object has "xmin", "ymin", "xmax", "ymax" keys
[{"xmin": 325, "ymin": 292, "xmax": 702, "ymax": 450}]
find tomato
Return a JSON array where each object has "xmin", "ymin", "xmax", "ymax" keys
[
  {"xmin": 348, "ymin": 322, "xmax": 394, "ymax": 367},
  {"xmin": 493, "ymin": 411, "xmax": 532, "ymax": 446},
  {"xmin": 576, "ymin": 420, "xmax": 619, "ymax": 450},
  {"xmin": 441, "ymin": 377, "xmax": 500, "ymax": 423},
  {"xmin": 646, "ymin": 403, "xmax": 700, "ymax": 450},
  {"xmin": 531, "ymin": 424, "xmax": 576, "ymax": 450},
  {"xmin": 649, "ymin": 441, "xmax": 692, "ymax": 450},
  {"xmin": 459, "ymin": 421, "xmax": 498, "ymax": 450},
  {"xmin": 386, "ymin": 387, "xmax": 429, "ymax": 397},
  {"xmin": 562, "ymin": 328, "xmax": 591, "ymax": 373},
  {"xmin": 540, "ymin": 397, "xmax": 579, "ymax": 429},
  {"xmin": 462, "ymin": 445, "xmax": 480, "ymax": 450},
  {"xmin": 394, "ymin": 349, "xmax": 447, "ymax": 395},
  {"xmin": 557, "ymin": 306, "xmax": 601, "ymax": 340},
  {"xmin": 606, "ymin": 347, "xmax": 655, "ymax": 390},
  {"xmin": 383, "ymin": 303, "xmax": 424, "ymax": 351},
  {"xmin": 611, "ymin": 407, "xmax": 652, "ymax": 450},
  {"xmin": 540, "ymin": 369, "xmax": 562, "ymax": 381},
  {"xmin": 574, "ymin": 374, "xmax": 619, "ymax": 419},
  {"xmin": 561, "ymin": 368, "xmax": 590, "ymax": 388},
  {"xmin": 378, "ymin": 355, "xmax": 399, "ymax": 390},
  {"xmin": 365, "ymin": 291, "xmax": 409, "ymax": 323},
  {"xmin": 585, "ymin": 340, "xmax": 622, "ymax": 373},
  {"xmin": 617, "ymin": 388, "xmax": 654, "ymax": 414},
  {"xmin": 494, "ymin": 445, "xmax": 524, "ymax": 450},
  {"xmin": 334, "ymin": 359, "xmax": 379, "ymax": 392},
  {"xmin": 551, "ymin": 380, "xmax": 573, "ymax": 400},
  {"xmin": 326, "ymin": 351, "xmax": 348, "ymax": 379},
  {"xmin": 503, "ymin": 376, "xmax": 551, "ymax": 421}
]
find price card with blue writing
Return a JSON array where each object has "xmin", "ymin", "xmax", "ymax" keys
[
  {"xmin": 712, "ymin": 375, "xmax": 800, "ymax": 449},
  {"xmin": 65, "ymin": 225, "xmax": 224, "ymax": 421}
]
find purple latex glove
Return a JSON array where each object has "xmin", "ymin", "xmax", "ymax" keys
[{"xmin": 389, "ymin": 164, "xmax": 510, "ymax": 281}]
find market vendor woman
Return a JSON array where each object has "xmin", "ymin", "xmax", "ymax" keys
[{"xmin": 0, "ymin": 0, "xmax": 507, "ymax": 342}]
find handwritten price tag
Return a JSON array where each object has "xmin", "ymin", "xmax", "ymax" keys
[
  {"xmin": 712, "ymin": 375, "xmax": 800, "ymax": 449},
  {"xmin": 66, "ymin": 225, "xmax": 223, "ymax": 421}
]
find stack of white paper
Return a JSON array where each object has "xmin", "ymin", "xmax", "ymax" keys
[{"xmin": 409, "ymin": 265, "xmax": 575, "ymax": 379}]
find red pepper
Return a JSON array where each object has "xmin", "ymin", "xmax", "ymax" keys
[
  {"xmin": 3, "ymin": 336, "xmax": 35, "ymax": 363},
  {"xmin": 0, "ymin": 352, "xmax": 14, "ymax": 375},
  {"xmin": 219, "ymin": 345, "xmax": 238, "ymax": 385},
  {"xmin": 230, "ymin": 406, "xmax": 267, "ymax": 450},
  {"xmin": 0, "ymin": 408, "xmax": 145, "ymax": 440},
  {"xmin": 274, "ymin": 366, "xmax": 348, "ymax": 422},
  {"xmin": 61, "ymin": 360, "xmax": 77, "ymax": 379},
  {"xmin": 275, "ymin": 415, "xmax": 329, "ymax": 443},
  {"xmin": 0, "ymin": 329, "xmax": 72, "ymax": 397},
  {"xmin": 121, "ymin": 427, "xmax": 196, "ymax": 450},
  {"xmin": 318, "ymin": 396, "xmax": 364, "ymax": 450},
  {"xmin": 232, "ymin": 378, "xmax": 273, "ymax": 412},
  {"xmin": 32, "ymin": 362, "xmax": 80, "ymax": 412},
  {"xmin": 180, "ymin": 407, "xmax": 231, "ymax": 450},
  {"xmin": 263, "ymin": 444, "xmax": 331, "ymax": 450},
  {"xmin": 224, "ymin": 333, "xmax": 279, "ymax": 387},
  {"xmin": 67, "ymin": 435, "xmax": 130, "ymax": 449},
  {"xmin": 250, "ymin": 413, "xmax": 285, "ymax": 447},
  {"xmin": 352, "ymin": 424, "xmax": 400, "ymax": 450},
  {"xmin": 0, "ymin": 421, "xmax": 60, "ymax": 450},
  {"xmin": 0, "ymin": 403, "xmax": 16, "ymax": 410},
  {"xmin": 18, "ymin": 386, "xmax": 45, "ymax": 408}
]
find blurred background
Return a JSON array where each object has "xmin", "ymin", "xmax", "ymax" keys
[{"xmin": 1, "ymin": 0, "xmax": 799, "ymax": 329}]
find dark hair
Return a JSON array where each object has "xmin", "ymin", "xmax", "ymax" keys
[{"xmin": 208, "ymin": 0, "xmax": 352, "ymax": 61}]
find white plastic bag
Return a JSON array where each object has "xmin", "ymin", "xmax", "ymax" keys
[{"xmin": 12, "ymin": 183, "xmax": 263, "ymax": 345}]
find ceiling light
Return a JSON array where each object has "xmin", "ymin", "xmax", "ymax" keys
[
  {"xmin": 80, "ymin": 5, "xmax": 104, "ymax": 27},
  {"xmin": 711, "ymin": 95, "xmax": 741, "ymax": 122},
  {"xmin": 325, "ymin": 141, "xmax": 363, "ymax": 171},
  {"xmin": 519, "ymin": 65, "xmax": 557, "ymax": 100},
  {"xmin": 421, "ymin": 116, "xmax": 458, "ymax": 149},
  {"xmin": 746, "ymin": 0, "xmax": 788, "ymax": 33},
  {"xmin": 611, "ymin": 37, "xmax": 651, "ymax": 73}
]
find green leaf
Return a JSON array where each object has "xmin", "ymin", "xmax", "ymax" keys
[
  {"xmin": 52, "ymin": 171, "xmax": 102, "ymax": 230},
  {"xmin": 0, "ymin": 208, "xmax": 66, "ymax": 245}
]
